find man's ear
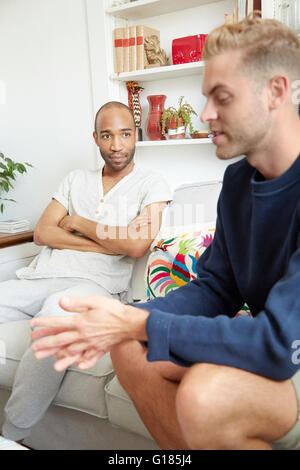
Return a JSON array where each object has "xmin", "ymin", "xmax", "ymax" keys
[
  {"xmin": 93, "ymin": 131, "xmax": 99, "ymax": 146},
  {"xmin": 268, "ymin": 75, "xmax": 289, "ymax": 110}
]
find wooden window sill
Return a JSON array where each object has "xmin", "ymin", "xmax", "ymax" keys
[{"xmin": 0, "ymin": 231, "xmax": 34, "ymax": 248}]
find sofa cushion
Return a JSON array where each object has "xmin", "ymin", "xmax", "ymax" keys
[
  {"xmin": 104, "ymin": 375, "xmax": 153, "ymax": 440},
  {"xmin": 0, "ymin": 320, "xmax": 114, "ymax": 418},
  {"xmin": 0, "ymin": 321, "xmax": 32, "ymax": 387}
]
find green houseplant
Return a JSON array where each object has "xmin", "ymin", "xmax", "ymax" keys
[
  {"xmin": 161, "ymin": 96, "xmax": 198, "ymax": 139},
  {"xmin": 0, "ymin": 152, "xmax": 33, "ymax": 214}
]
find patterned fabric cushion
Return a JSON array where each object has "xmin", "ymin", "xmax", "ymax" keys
[
  {"xmin": 146, "ymin": 225, "xmax": 216, "ymax": 299},
  {"xmin": 145, "ymin": 224, "xmax": 251, "ymax": 317}
]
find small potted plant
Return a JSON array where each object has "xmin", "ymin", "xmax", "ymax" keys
[
  {"xmin": 161, "ymin": 96, "xmax": 198, "ymax": 139},
  {"xmin": 0, "ymin": 152, "xmax": 33, "ymax": 214}
]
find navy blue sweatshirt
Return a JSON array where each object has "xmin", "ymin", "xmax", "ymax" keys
[{"xmin": 138, "ymin": 155, "xmax": 300, "ymax": 380}]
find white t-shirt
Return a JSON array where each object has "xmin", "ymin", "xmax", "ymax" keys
[{"xmin": 16, "ymin": 165, "xmax": 172, "ymax": 294}]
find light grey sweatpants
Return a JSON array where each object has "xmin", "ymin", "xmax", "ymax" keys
[{"xmin": 0, "ymin": 277, "xmax": 119, "ymax": 441}]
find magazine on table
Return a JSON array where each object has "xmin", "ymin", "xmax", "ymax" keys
[{"xmin": 0, "ymin": 219, "xmax": 30, "ymax": 233}]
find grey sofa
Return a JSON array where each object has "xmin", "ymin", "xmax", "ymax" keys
[{"xmin": 0, "ymin": 181, "xmax": 222, "ymax": 450}]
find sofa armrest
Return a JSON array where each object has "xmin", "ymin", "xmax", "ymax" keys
[{"xmin": 0, "ymin": 242, "xmax": 42, "ymax": 281}]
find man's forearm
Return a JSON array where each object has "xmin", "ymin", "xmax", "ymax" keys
[
  {"xmin": 70, "ymin": 215, "xmax": 155, "ymax": 258},
  {"xmin": 34, "ymin": 225, "xmax": 117, "ymax": 255},
  {"xmin": 62, "ymin": 216, "xmax": 136, "ymax": 257}
]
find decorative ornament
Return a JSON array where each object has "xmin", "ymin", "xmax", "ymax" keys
[
  {"xmin": 144, "ymin": 35, "xmax": 169, "ymax": 68},
  {"xmin": 126, "ymin": 81, "xmax": 144, "ymax": 140}
]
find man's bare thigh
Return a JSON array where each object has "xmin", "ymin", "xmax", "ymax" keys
[
  {"xmin": 180, "ymin": 363, "xmax": 298, "ymax": 444},
  {"xmin": 111, "ymin": 339, "xmax": 187, "ymax": 382}
]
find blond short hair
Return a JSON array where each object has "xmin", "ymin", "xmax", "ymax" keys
[{"xmin": 203, "ymin": 15, "xmax": 300, "ymax": 83}]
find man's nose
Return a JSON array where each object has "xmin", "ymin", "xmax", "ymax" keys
[
  {"xmin": 200, "ymin": 100, "xmax": 218, "ymax": 123},
  {"xmin": 110, "ymin": 135, "xmax": 123, "ymax": 150}
]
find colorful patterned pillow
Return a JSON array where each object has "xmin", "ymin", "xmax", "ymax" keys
[
  {"xmin": 146, "ymin": 225, "xmax": 216, "ymax": 299},
  {"xmin": 145, "ymin": 225, "xmax": 252, "ymax": 318}
]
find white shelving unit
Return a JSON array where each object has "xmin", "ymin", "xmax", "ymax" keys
[
  {"xmin": 97, "ymin": 0, "xmax": 241, "ymax": 187},
  {"xmin": 136, "ymin": 138, "xmax": 212, "ymax": 147},
  {"xmin": 104, "ymin": 0, "xmax": 227, "ymax": 146},
  {"xmin": 106, "ymin": 0, "xmax": 220, "ymax": 20},
  {"xmin": 110, "ymin": 60, "xmax": 205, "ymax": 82},
  {"xmin": 84, "ymin": 0, "xmax": 282, "ymax": 187}
]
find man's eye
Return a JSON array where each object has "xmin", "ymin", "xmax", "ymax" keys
[
  {"xmin": 123, "ymin": 132, "xmax": 131, "ymax": 137},
  {"xmin": 102, "ymin": 134, "xmax": 110, "ymax": 139},
  {"xmin": 216, "ymin": 95, "xmax": 230, "ymax": 104}
]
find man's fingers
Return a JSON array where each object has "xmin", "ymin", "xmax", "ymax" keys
[
  {"xmin": 34, "ymin": 347, "xmax": 61, "ymax": 360},
  {"xmin": 58, "ymin": 295, "xmax": 104, "ymax": 313},
  {"xmin": 54, "ymin": 354, "xmax": 82, "ymax": 372},
  {"xmin": 82, "ymin": 348, "xmax": 100, "ymax": 360},
  {"xmin": 30, "ymin": 314, "xmax": 77, "ymax": 330},
  {"xmin": 138, "ymin": 222, "xmax": 151, "ymax": 227},
  {"xmin": 56, "ymin": 340, "xmax": 90, "ymax": 357},
  {"xmin": 32, "ymin": 330, "xmax": 81, "ymax": 351},
  {"xmin": 34, "ymin": 344, "xmax": 105, "ymax": 370},
  {"xmin": 135, "ymin": 217, "xmax": 151, "ymax": 225},
  {"xmin": 77, "ymin": 357, "xmax": 99, "ymax": 370},
  {"xmin": 31, "ymin": 326, "xmax": 69, "ymax": 340},
  {"xmin": 77, "ymin": 351, "xmax": 106, "ymax": 370}
]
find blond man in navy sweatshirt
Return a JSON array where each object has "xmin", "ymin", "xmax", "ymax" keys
[{"xmin": 31, "ymin": 16, "xmax": 300, "ymax": 450}]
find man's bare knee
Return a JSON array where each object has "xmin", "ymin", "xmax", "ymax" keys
[
  {"xmin": 176, "ymin": 362, "xmax": 299, "ymax": 449},
  {"xmin": 176, "ymin": 363, "xmax": 244, "ymax": 449}
]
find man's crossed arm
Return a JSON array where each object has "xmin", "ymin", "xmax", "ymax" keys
[{"xmin": 34, "ymin": 199, "xmax": 166, "ymax": 258}]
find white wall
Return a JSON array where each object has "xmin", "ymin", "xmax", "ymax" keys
[{"xmin": 0, "ymin": 0, "xmax": 109, "ymax": 224}]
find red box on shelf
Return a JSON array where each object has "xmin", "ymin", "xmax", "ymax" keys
[{"xmin": 172, "ymin": 34, "xmax": 208, "ymax": 65}]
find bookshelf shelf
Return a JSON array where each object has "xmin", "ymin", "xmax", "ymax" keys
[
  {"xmin": 110, "ymin": 61, "xmax": 205, "ymax": 82},
  {"xmin": 107, "ymin": 0, "xmax": 219, "ymax": 20},
  {"xmin": 136, "ymin": 138, "xmax": 212, "ymax": 147}
]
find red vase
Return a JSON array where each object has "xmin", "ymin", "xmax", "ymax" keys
[{"xmin": 146, "ymin": 95, "xmax": 167, "ymax": 140}]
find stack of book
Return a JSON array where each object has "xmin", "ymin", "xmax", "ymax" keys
[
  {"xmin": 0, "ymin": 219, "xmax": 30, "ymax": 234},
  {"xmin": 113, "ymin": 25, "xmax": 160, "ymax": 73}
]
